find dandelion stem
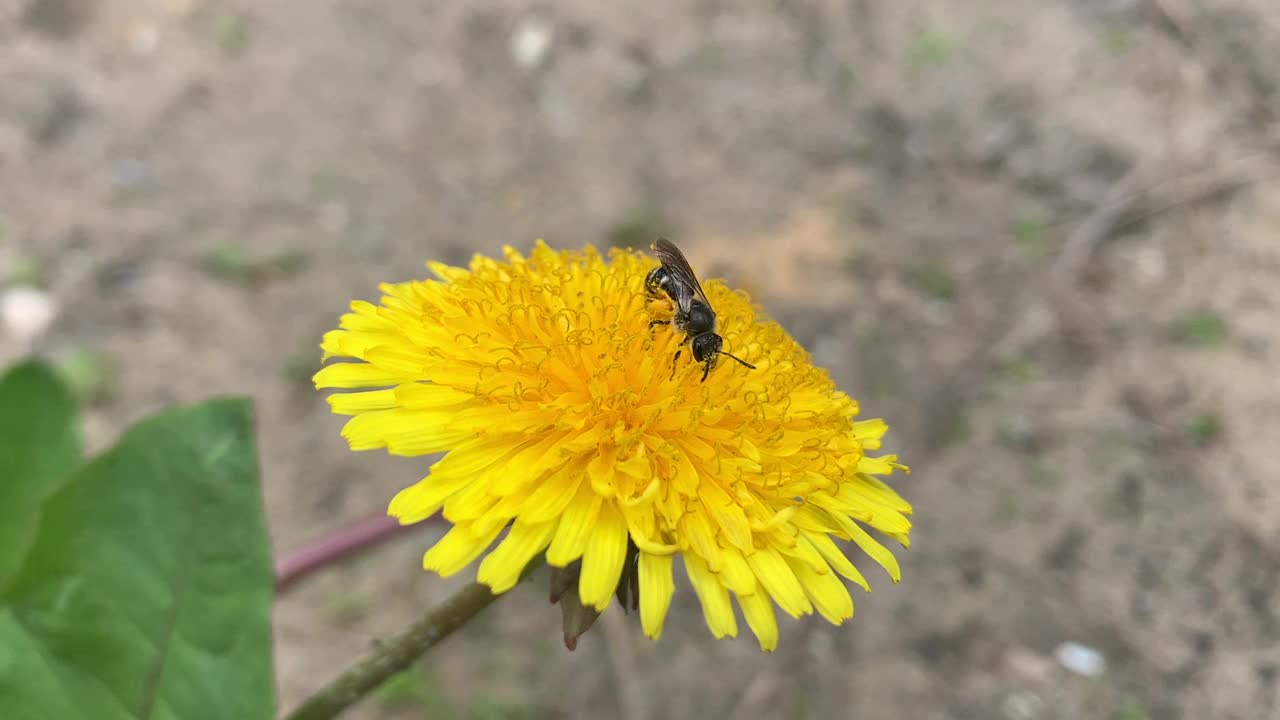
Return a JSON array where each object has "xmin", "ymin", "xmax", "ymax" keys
[
  {"xmin": 281, "ymin": 559, "xmax": 543, "ymax": 720},
  {"xmin": 274, "ymin": 513, "xmax": 420, "ymax": 593}
]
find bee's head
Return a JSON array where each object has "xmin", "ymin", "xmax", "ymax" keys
[
  {"xmin": 644, "ymin": 267, "xmax": 669, "ymax": 297},
  {"xmin": 690, "ymin": 332, "xmax": 723, "ymax": 364}
]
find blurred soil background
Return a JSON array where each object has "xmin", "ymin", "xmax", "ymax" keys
[{"xmin": 3, "ymin": 1, "xmax": 1280, "ymax": 718}]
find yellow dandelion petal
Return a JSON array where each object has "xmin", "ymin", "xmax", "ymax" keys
[
  {"xmin": 392, "ymin": 382, "xmax": 479, "ymax": 411},
  {"xmin": 700, "ymin": 491, "xmax": 753, "ymax": 553},
  {"xmin": 389, "ymin": 440, "xmax": 525, "ymax": 525},
  {"xmin": 792, "ymin": 503, "xmax": 848, "ymax": 537},
  {"xmin": 578, "ymin": 503, "xmax": 629, "ymax": 610},
  {"xmin": 638, "ymin": 552, "xmax": 675, "ymax": 639},
  {"xmin": 313, "ymin": 361, "xmax": 403, "ymax": 388},
  {"xmin": 738, "ymin": 590, "xmax": 779, "ymax": 652},
  {"xmin": 422, "ymin": 522, "xmax": 504, "ymax": 577},
  {"xmin": 613, "ymin": 444, "xmax": 650, "ymax": 483},
  {"xmin": 477, "ymin": 519, "xmax": 557, "ymax": 593},
  {"xmin": 327, "ymin": 388, "xmax": 399, "ymax": 415},
  {"xmin": 488, "ymin": 431, "xmax": 572, "ymax": 496},
  {"xmin": 679, "ymin": 510, "xmax": 725, "ymax": 572},
  {"xmin": 667, "ymin": 444, "xmax": 702, "ymax": 495},
  {"xmin": 586, "ymin": 443, "xmax": 619, "ymax": 495},
  {"xmin": 517, "ymin": 459, "xmax": 588, "ymax": 524},
  {"xmin": 623, "ymin": 505, "xmax": 678, "ymax": 555},
  {"xmin": 388, "ymin": 472, "xmax": 473, "ymax": 525},
  {"xmin": 787, "ymin": 556, "xmax": 854, "ymax": 625},
  {"xmin": 718, "ymin": 547, "xmax": 758, "ymax": 596},
  {"xmin": 776, "ymin": 531, "xmax": 830, "ymax": 576},
  {"xmin": 684, "ymin": 555, "xmax": 738, "ymax": 639},
  {"xmin": 746, "ymin": 546, "xmax": 814, "ymax": 619},
  {"xmin": 335, "ymin": 299, "xmax": 381, "ymax": 324},
  {"xmin": 441, "ymin": 475, "xmax": 499, "ymax": 523},
  {"xmin": 340, "ymin": 410, "xmax": 472, "ymax": 455},
  {"xmin": 845, "ymin": 520, "xmax": 903, "ymax": 582},
  {"xmin": 851, "ymin": 418, "xmax": 889, "ymax": 447},
  {"xmin": 678, "ymin": 435, "xmax": 717, "ymax": 464},
  {"xmin": 546, "ymin": 482, "xmax": 603, "ymax": 567},
  {"xmin": 362, "ymin": 344, "xmax": 431, "ymax": 377},
  {"xmin": 426, "ymin": 260, "xmax": 468, "ymax": 282},
  {"xmin": 316, "ymin": 241, "xmax": 914, "ymax": 650},
  {"xmin": 852, "ymin": 473, "xmax": 915, "ymax": 515},
  {"xmin": 857, "ymin": 454, "xmax": 904, "ymax": 476},
  {"xmin": 431, "ymin": 435, "xmax": 526, "ymax": 482},
  {"xmin": 803, "ymin": 532, "xmax": 871, "ymax": 592}
]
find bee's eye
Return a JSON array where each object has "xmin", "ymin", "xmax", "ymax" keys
[{"xmin": 691, "ymin": 333, "xmax": 721, "ymax": 361}]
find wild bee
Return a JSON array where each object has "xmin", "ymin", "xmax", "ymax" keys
[{"xmin": 645, "ymin": 238, "xmax": 756, "ymax": 382}]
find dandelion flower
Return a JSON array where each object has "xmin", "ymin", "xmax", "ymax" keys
[{"xmin": 315, "ymin": 240, "xmax": 912, "ymax": 650}]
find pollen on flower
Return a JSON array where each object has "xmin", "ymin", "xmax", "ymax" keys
[{"xmin": 315, "ymin": 239, "xmax": 912, "ymax": 651}]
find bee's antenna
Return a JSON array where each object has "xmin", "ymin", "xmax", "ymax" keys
[{"xmin": 722, "ymin": 352, "xmax": 756, "ymax": 370}]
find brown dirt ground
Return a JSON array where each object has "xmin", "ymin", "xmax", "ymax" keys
[{"xmin": 4, "ymin": 1, "xmax": 1280, "ymax": 718}]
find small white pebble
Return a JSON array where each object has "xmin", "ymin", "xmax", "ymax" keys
[
  {"xmin": 510, "ymin": 17, "xmax": 553, "ymax": 70},
  {"xmin": 1054, "ymin": 642, "xmax": 1106, "ymax": 677},
  {"xmin": 2, "ymin": 287, "xmax": 56, "ymax": 342}
]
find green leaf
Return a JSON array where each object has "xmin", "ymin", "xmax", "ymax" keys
[
  {"xmin": 0, "ymin": 397, "xmax": 275, "ymax": 720},
  {"xmin": 0, "ymin": 361, "xmax": 82, "ymax": 590}
]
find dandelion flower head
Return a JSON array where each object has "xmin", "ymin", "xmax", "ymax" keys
[{"xmin": 315, "ymin": 240, "xmax": 912, "ymax": 650}]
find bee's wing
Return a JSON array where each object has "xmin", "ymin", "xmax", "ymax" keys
[{"xmin": 652, "ymin": 238, "xmax": 711, "ymax": 309}]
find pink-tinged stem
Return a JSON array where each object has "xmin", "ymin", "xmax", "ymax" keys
[{"xmin": 275, "ymin": 512, "xmax": 422, "ymax": 593}]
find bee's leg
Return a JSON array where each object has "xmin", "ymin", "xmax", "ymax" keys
[
  {"xmin": 648, "ymin": 319, "xmax": 670, "ymax": 329},
  {"xmin": 700, "ymin": 362, "xmax": 712, "ymax": 383},
  {"xmin": 670, "ymin": 349, "xmax": 682, "ymax": 380}
]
